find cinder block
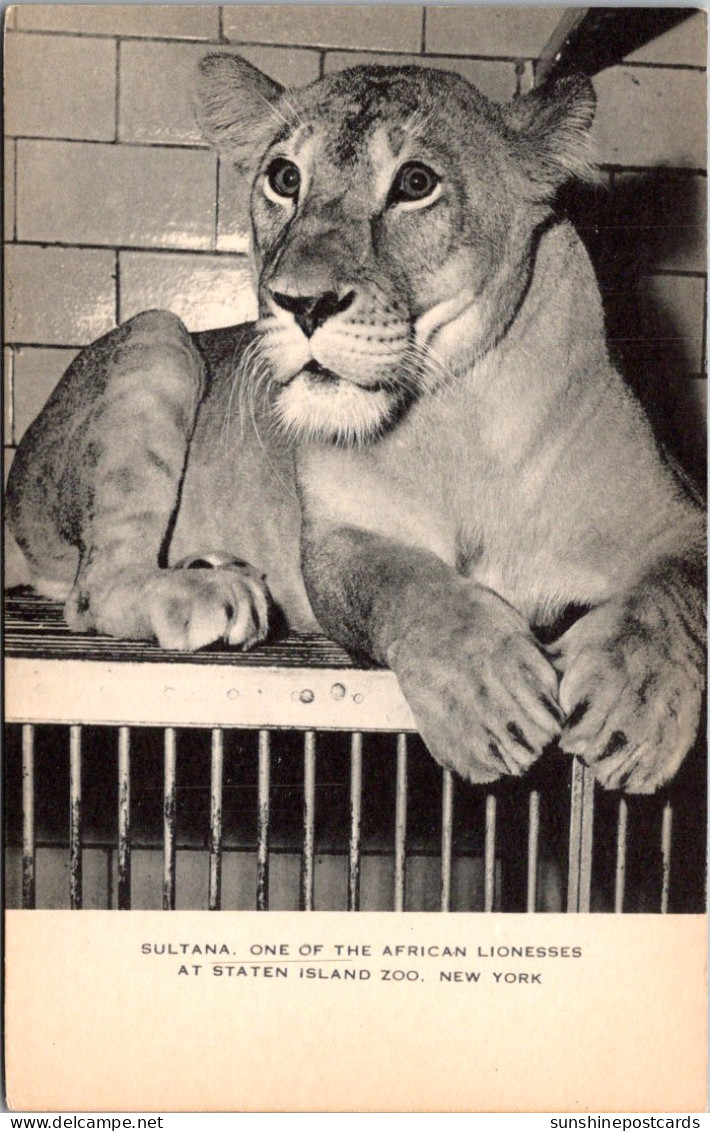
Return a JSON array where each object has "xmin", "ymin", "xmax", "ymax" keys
[
  {"xmin": 14, "ymin": 4, "xmax": 219, "ymax": 39},
  {"xmin": 266, "ymin": 853, "xmax": 300, "ymax": 911},
  {"xmin": 5, "ymin": 33, "xmax": 116, "ymax": 141},
  {"xmin": 593, "ymin": 67, "xmax": 706, "ymax": 169},
  {"xmin": 16, "ymin": 140, "xmax": 217, "ymax": 250},
  {"xmin": 235, "ymin": 44, "xmax": 323, "ymax": 87},
  {"xmin": 12, "ymin": 347, "xmax": 80, "ymax": 441},
  {"xmin": 324, "ymin": 51, "xmax": 517, "ymax": 103},
  {"xmin": 425, "ymin": 6, "xmax": 563, "ymax": 57},
  {"xmin": 223, "ymin": 4, "xmax": 423, "ymax": 52},
  {"xmin": 611, "ymin": 172, "xmax": 707, "ymax": 274},
  {"xmin": 175, "ymin": 850, "xmax": 208, "ymax": 909},
  {"xmin": 123, "ymin": 849, "xmax": 162, "ymax": 910},
  {"xmin": 625, "ymin": 11, "xmax": 706, "ymax": 67},
  {"xmin": 359, "ymin": 855, "xmax": 394, "ymax": 911},
  {"xmin": 638, "ymin": 274, "xmax": 705, "ymax": 374},
  {"xmin": 120, "ymin": 41, "xmax": 320, "ymax": 147},
  {"xmin": 119, "ymin": 251, "xmax": 257, "ymax": 332},
  {"xmin": 217, "ymin": 161, "xmax": 252, "ymax": 254},
  {"xmin": 220, "ymin": 852, "xmax": 258, "ymax": 911},
  {"xmin": 314, "ymin": 855, "xmax": 348, "ymax": 910},
  {"xmin": 33, "ymin": 847, "xmax": 110, "ymax": 910},
  {"xmin": 5, "ymin": 140, "xmax": 15, "ymax": 240},
  {"xmin": 404, "ymin": 855, "xmax": 440, "ymax": 911},
  {"xmin": 5, "ymin": 244, "xmax": 116, "ymax": 346}
]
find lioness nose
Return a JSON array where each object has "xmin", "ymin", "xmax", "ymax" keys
[{"xmin": 271, "ymin": 289, "xmax": 355, "ymax": 338}]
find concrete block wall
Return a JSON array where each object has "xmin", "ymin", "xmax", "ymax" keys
[
  {"xmin": 4, "ymin": 845, "xmax": 495, "ymax": 911},
  {"xmin": 4, "ymin": 4, "xmax": 706, "ymax": 476}
]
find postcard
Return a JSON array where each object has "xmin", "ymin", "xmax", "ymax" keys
[{"xmin": 4, "ymin": 3, "xmax": 707, "ymax": 1112}]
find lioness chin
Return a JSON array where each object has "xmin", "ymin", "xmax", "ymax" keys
[{"xmin": 7, "ymin": 56, "xmax": 706, "ymax": 795}]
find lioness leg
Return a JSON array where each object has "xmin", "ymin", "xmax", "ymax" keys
[
  {"xmin": 10, "ymin": 310, "xmax": 269, "ymax": 650},
  {"xmin": 301, "ymin": 524, "xmax": 563, "ymax": 785},
  {"xmin": 553, "ymin": 550, "xmax": 705, "ymax": 793}
]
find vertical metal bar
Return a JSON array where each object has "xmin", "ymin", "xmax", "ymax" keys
[
  {"xmin": 394, "ymin": 734, "xmax": 408, "ymax": 912},
  {"xmin": 440, "ymin": 769, "xmax": 454, "ymax": 912},
  {"xmin": 484, "ymin": 793, "xmax": 497, "ymax": 912},
  {"xmin": 21, "ymin": 725, "xmax": 36, "ymax": 910},
  {"xmin": 117, "ymin": 727, "xmax": 131, "ymax": 910},
  {"xmin": 348, "ymin": 733, "xmax": 363, "ymax": 912},
  {"xmin": 69, "ymin": 725, "xmax": 82, "ymax": 910},
  {"xmin": 614, "ymin": 798, "xmax": 628, "ymax": 914},
  {"xmin": 567, "ymin": 758, "xmax": 595, "ymax": 913},
  {"xmin": 527, "ymin": 790, "xmax": 540, "ymax": 912},
  {"xmin": 300, "ymin": 731, "xmax": 316, "ymax": 911},
  {"xmin": 568, "ymin": 757, "xmax": 584, "ymax": 910},
  {"xmin": 257, "ymin": 730, "xmax": 271, "ymax": 912},
  {"xmin": 163, "ymin": 728, "xmax": 177, "ymax": 911},
  {"xmin": 208, "ymin": 729, "xmax": 224, "ymax": 911},
  {"xmin": 660, "ymin": 801, "xmax": 673, "ymax": 914},
  {"xmin": 578, "ymin": 767, "xmax": 595, "ymax": 914}
]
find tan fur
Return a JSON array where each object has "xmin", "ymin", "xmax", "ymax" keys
[{"xmin": 7, "ymin": 57, "xmax": 705, "ymax": 793}]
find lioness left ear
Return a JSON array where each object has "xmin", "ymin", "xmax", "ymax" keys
[
  {"xmin": 195, "ymin": 53, "xmax": 285, "ymax": 169},
  {"xmin": 507, "ymin": 73, "xmax": 597, "ymax": 195}
]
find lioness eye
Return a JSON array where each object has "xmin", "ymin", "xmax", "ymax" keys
[
  {"xmin": 265, "ymin": 158, "xmax": 301, "ymax": 200},
  {"xmin": 389, "ymin": 161, "xmax": 440, "ymax": 205}
]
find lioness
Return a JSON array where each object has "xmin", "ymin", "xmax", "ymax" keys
[{"xmin": 7, "ymin": 55, "xmax": 706, "ymax": 794}]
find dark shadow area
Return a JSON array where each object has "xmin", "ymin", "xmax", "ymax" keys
[
  {"xmin": 558, "ymin": 169, "xmax": 707, "ymax": 488},
  {"xmin": 543, "ymin": 8, "xmax": 697, "ymax": 83}
]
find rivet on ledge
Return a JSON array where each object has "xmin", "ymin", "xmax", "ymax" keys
[
  {"xmin": 299, "ymin": 689, "xmax": 315, "ymax": 704},
  {"xmin": 227, "ymin": 688, "xmax": 239, "ymax": 700},
  {"xmin": 353, "ymin": 693, "xmax": 364, "ymax": 704},
  {"xmin": 330, "ymin": 683, "xmax": 346, "ymax": 700}
]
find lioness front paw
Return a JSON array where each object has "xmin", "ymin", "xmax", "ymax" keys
[
  {"xmin": 146, "ymin": 556, "xmax": 270, "ymax": 651},
  {"xmin": 389, "ymin": 586, "xmax": 563, "ymax": 784},
  {"xmin": 552, "ymin": 600, "xmax": 704, "ymax": 793}
]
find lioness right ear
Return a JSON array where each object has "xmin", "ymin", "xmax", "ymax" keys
[
  {"xmin": 507, "ymin": 73, "xmax": 598, "ymax": 195},
  {"xmin": 195, "ymin": 53, "xmax": 285, "ymax": 169}
]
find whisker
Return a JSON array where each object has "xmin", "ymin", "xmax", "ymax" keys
[{"xmin": 246, "ymin": 360, "xmax": 298, "ymax": 499}]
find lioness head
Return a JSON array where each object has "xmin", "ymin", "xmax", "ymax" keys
[{"xmin": 197, "ymin": 55, "xmax": 596, "ymax": 444}]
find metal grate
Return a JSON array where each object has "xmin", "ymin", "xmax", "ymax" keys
[
  {"xmin": 8, "ymin": 720, "xmax": 695, "ymax": 913},
  {"xmin": 5, "ymin": 594, "xmax": 703, "ymax": 914}
]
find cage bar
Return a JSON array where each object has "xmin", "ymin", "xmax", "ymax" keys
[
  {"xmin": 208, "ymin": 729, "xmax": 224, "ymax": 911},
  {"xmin": 301, "ymin": 731, "xmax": 316, "ymax": 911},
  {"xmin": 394, "ymin": 734, "xmax": 408, "ymax": 911},
  {"xmin": 163, "ymin": 728, "xmax": 177, "ymax": 911},
  {"xmin": 527, "ymin": 790, "xmax": 540, "ymax": 912},
  {"xmin": 348, "ymin": 733, "xmax": 363, "ymax": 911},
  {"xmin": 21, "ymin": 724, "xmax": 36, "ymax": 910},
  {"xmin": 614, "ymin": 797, "xmax": 628, "ymax": 914},
  {"xmin": 69, "ymin": 725, "xmax": 82, "ymax": 910},
  {"xmin": 660, "ymin": 802, "xmax": 673, "ymax": 914},
  {"xmin": 440, "ymin": 769, "xmax": 454, "ymax": 912},
  {"xmin": 484, "ymin": 793, "xmax": 497, "ymax": 912},
  {"xmin": 257, "ymin": 730, "xmax": 271, "ymax": 912},
  {"xmin": 117, "ymin": 727, "xmax": 131, "ymax": 910},
  {"xmin": 567, "ymin": 759, "xmax": 595, "ymax": 912}
]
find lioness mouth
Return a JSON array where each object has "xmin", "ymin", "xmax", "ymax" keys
[
  {"xmin": 300, "ymin": 360, "xmax": 388, "ymax": 395},
  {"xmin": 302, "ymin": 360, "xmax": 340, "ymax": 384}
]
